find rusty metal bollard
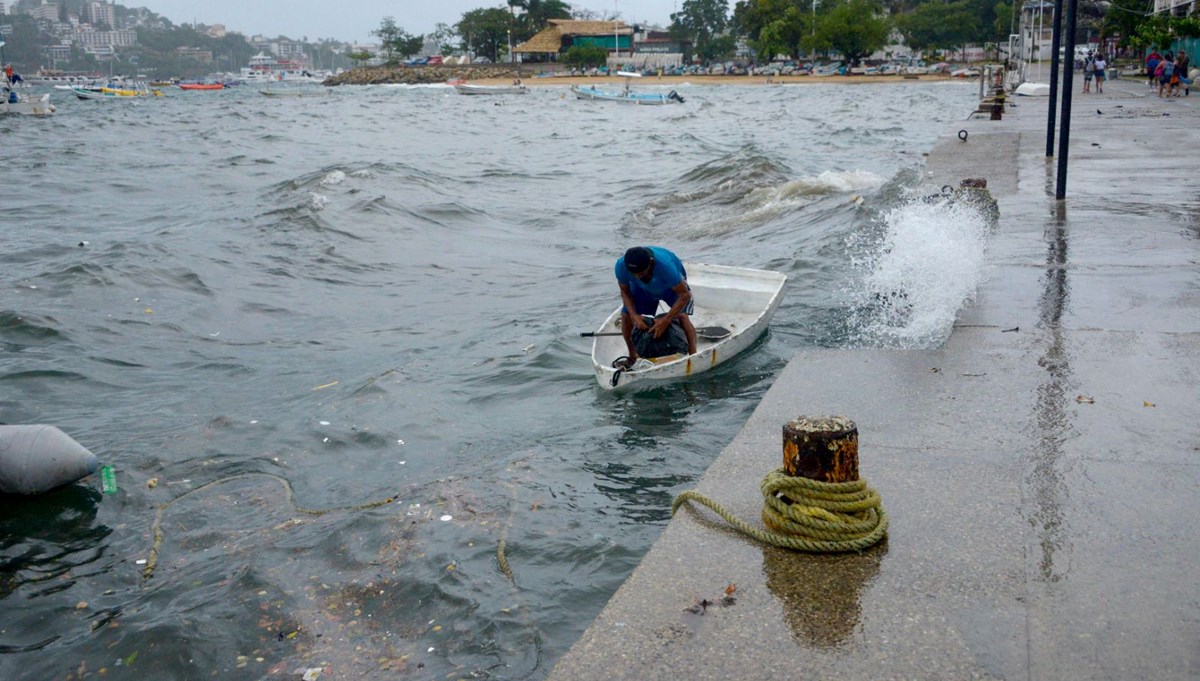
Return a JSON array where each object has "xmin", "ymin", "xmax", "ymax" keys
[{"xmin": 783, "ymin": 415, "xmax": 859, "ymax": 483}]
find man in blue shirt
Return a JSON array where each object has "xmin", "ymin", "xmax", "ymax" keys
[{"xmin": 614, "ymin": 246, "xmax": 697, "ymax": 362}]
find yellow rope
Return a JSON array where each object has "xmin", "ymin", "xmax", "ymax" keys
[
  {"xmin": 497, "ymin": 480, "xmax": 519, "ymax": 583},
  {"xmin": 143, "ymin": 473, "xmax": 398, "ymax": 581},
  {"xmin": 671, "ymin": 468, "xmax": 888, "ymax": 553}
]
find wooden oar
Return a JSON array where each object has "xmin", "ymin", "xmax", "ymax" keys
[{"xmin": 580, "ymin": 326, "xmax": 732, "ymax": 340}]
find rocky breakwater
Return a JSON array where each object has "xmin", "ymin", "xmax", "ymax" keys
[{"xmin": 325, "ymin": 65, "xmax": 527, "ymax": 86}]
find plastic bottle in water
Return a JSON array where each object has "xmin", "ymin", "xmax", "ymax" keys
[{"xmin": 100, "ymin": 465, "xmax": 117, "ymax": 494}]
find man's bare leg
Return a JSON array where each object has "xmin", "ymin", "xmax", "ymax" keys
[{"xmin": 680, "ymin": 314, "xmax": 698, "ymax": 355}]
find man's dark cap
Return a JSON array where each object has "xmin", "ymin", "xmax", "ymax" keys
[{"xmin": 624, "ymin": 247, "xmax": 653, "ymax": 273}]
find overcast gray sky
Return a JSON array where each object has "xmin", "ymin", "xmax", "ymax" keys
[{"xmin": 133, "ymin": 1, "xmax": 684, "ymax": 45}]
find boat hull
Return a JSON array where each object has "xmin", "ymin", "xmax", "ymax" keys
[
  {"xmin": 570, "ymin": 84, "xmax": 681, "ymax": 105},
  {"xmin": 453, "ymin": 84, "xmax": 528, "ymax": 95},
  {"xmin": 590, "ymin": 263, "xmax": 787, "ymax": 390},
  {"xmin": 0, "ymin": 93, "xmax": 56, "ymax": 115}
]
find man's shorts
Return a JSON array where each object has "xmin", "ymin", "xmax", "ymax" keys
[{"xmin": 626, "ymin": 284, "xmax": 694, "ymax": 317}]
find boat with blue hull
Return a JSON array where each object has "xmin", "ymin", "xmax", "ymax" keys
[{"xmin": 570, "ymin": 71, "xmax": 684, "ymax": 105}]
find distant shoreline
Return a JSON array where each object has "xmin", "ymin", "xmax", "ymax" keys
[
  {"xmin": 472, "ymin": 73, "xmax": 960, "ymax": 87},
  {"xmin": 325, "ymin": 64, "xmax": 962, "ymax": 87}
]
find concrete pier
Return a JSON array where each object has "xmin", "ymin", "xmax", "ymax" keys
[{"xmin": 549, "ymin": 76, "xmax": 1200, "ymax": 680}]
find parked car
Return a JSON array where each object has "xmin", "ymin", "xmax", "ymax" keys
[
  {"xmin": 405, "ymin": 57, "xmax": 428, "ymax": 66},
  {"xmin": 473, "ymin": 56, "xmax": 492, "ymax": 64},
  {"xmin": 426, "ymin": 55, "xmax": 443, "ymax": 66}
]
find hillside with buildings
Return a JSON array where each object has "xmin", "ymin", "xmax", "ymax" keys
[{"xmin": 0, "ymin": 0, "xmax": 360, "ymax": 78}]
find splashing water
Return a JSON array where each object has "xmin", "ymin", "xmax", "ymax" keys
[{"xmin": 848, "ymin": 195, "xmax": 992, "ymax": 348}]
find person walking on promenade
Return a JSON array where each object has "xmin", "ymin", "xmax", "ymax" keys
[
  {"xmin": 1174, "ymin": 51, "xmax": 1190, "ymax": 96},
  {"xmin": 1082, "ymin": 51, "xmax": 1094, "ymax": 93},
  {"xmin": 1157, "ymin": 52, "xmax": 1174, "ymax": 97},
  {"xmin": 1147, "ymin": 48, "xmax": 1162, "ymax": 88},
  {"xmin": 613, "ymin": 246, "xmax": 698, "ymax": 365},
  {"xmin": 1093, "ymin": 53, "xmax": 1107, "ymax": 94}
]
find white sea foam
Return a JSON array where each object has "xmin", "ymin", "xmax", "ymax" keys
[
  {"xmin": 320, "ymin": 170, "xmax": 346, "ymax": 186},
  {"xmin": 741, "ymin": 168, "xmax": 878, "ymax": 207},
  {"xmin": 850, "ymin": 195, "xmax": 991, "ymax": 348},
  {"xmin": 308, "ymin": 192, "xmax": 329, "ymax": 211},
  {"xmin": 684, "ymin": 169, "xmax": 883, "ymax": 237}
]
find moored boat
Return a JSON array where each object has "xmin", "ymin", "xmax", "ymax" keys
[
  {"xmin": 1014, "ymin": 81, "xmax": 1050, "ymax": 96},
  {"xmin": 177, "ymin": 82, "xmax": 225, "ymax": 91},
  {"xmin": 72, "ymin": 86, "xmax": 147, "ymax": 100},
  {"xmin": 0, "ymin": 91, "xmax": 56, "ymax": 116},
  {"xmin": 259, "ymin": 86, "xmax": 332, "ymax": 97},
  {"xmin": 453, "ymin": 83, "xmax": 529, "ymax": 95},
  {"xmin": 570, "ymin": 71, "xmax": 684, "ymax": 105},
  {"xmin": 588, "ymin": 263, "xmax": 787, "ymax": 390}
]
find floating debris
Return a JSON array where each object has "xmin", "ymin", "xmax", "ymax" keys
[{"xmin": 100, "ymin": 465, "xmax": 118, "ymax": 495}]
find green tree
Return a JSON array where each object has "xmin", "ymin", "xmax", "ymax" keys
[
  {"xmin": 373, "ymin": 17, "xmax": 422, "ymax": 64},
  {"xmin": 993, "ymin": 1, "xmax": 1013, "ymax": 42},
  {"xmin": 511, "ymin": 0, "xmax": 573, "ymax": 40},
  {"xmin": 347, "ymin": 50, "xmax": 373, "ymax": 67},
  {"xmin": 563, "ymin": 44, "xmax": 609, "ymax": 67},
  {"xmin": 814, "ymin": 0, "xmax": 890, "ymax": 65},
  {"xmin": 671, "ymin": 0, "xmax": 731, "ymax": 63},
  {"xmin": 895, "ymin": 0, "xmax": 979, "ymax": 55},
  {"xmin": 0, "ymin": 14, "xmax": 44, "ymax": 70},
  {"xmin": 457, "ymin": 7, "xmax": 513, "ymax": 62},
  {"xmin": 1101, "ymin": 0, "xmax": 1146, "ymax": 47},
  {"xmin": 429, "ymin": 23, "xmax": 460, "ymax": 55},
  {"xmin": 756, "ymin": 5, "xmax": 810, "ymax": 60}
]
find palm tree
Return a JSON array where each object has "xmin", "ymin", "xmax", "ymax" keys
[{"xmin": 511, "ymin": 0, "xmax": 572, "ymax": 38}]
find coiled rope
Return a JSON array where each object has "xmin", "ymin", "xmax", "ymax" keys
[{"xmin": 671, "ymin": 468, "xmax": 888, "ymax": 553}]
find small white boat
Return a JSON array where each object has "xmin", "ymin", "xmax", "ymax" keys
[
  {"xmin": 452, "ymin": 83, "xmax": 528, "ymax": 95},
  {"xmin": 0, "ymin": 92, "xmax": 56, "ymax": 116},
  {"xmin": 811, "ymin": 62, "xmax": 845, "ymax": 77},
  {"xmin": 259, "ymin": 87, "xmax": 332, "ymax": 97},
  {"xmin": 588, "ymin": 263, "xmax": 787, "ymax": 390},
  {"xmin": 1014, "ymin": 81, "xmax": 1051, "ymax": 96},
  {"xmin": 571, "ymin": 71, "xmax": 684, "ymax": 105}
]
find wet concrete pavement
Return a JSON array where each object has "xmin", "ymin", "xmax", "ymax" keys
[{"xmin": 549, "ymin": 76, "xmax": 1200, "ymax": 680}]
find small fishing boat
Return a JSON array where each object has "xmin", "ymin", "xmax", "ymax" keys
[
  {"xmin": 72, "ymin": 86, "xmax": 131, "ymax": 100},
  {"xmin": 0, "ymin": 92, "xmax": 56, "ymax": 116},
  {"xmin": 810, "ymin": 62, "xmax": 845, "ymax": 77},
  {"xmin": 1014, "ymin": 81, "xmax": 1050, "ymax": 96},
  {"xmin": 586, "ymin": 263, "xmax": 787, "ymax": 390},
  {"xmin": 73, "ymin": 84, "xmax": 161, "ymax": 99},
  {"xmin": 259, "ymin": 87, "xmax": 331, "ymax": 97},
  {"xmin": 452, "ymin": 82, "xmax": 529, "ymax": 95},
  {"xmin": 177, "ymin": 82, "xmax": 225, "ymax": 91},
  {"xmin": 570, "ymin": 71, "xmax": 684, "ymax": 105}
]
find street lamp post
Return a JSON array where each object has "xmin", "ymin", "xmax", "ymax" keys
[
  {"xmin": 507, "ymin": 30, "xmax": 512, "ymax": 64},
  {"xmin": 614, "ymin": 0, "xmax": 619, "ymax": 59}
]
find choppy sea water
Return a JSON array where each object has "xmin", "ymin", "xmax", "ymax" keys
[{"xmin": 0, "ymin": 80, "xmax": 982, "ymax": 679}]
